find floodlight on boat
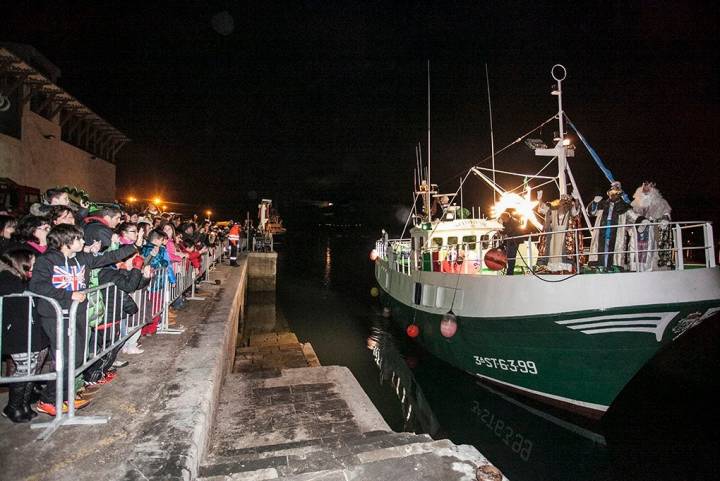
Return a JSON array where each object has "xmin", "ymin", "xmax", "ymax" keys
[
  {"xmin": 562, "ymin": 137, "xmax": 572, "ymax": 146},
  {"xmin": 524, "ymin": 138, "xmax": 547, "ymax": 150}
]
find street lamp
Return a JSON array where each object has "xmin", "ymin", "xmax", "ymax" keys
[
  {"xmin": 206, "ymin": 209, "xmax": 212, "ymax": 220},
  {"xmin": 153, "ymin": 197, "xmax": 162, "ymax": 205},
  {"xmin": 127, "ymin": 196, "xmax": 137, "ymax": 203}
]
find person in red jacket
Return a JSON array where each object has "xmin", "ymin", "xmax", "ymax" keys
[{"xmin": 228, "ymin": 222, "xmax": 240, "ymax": 266}]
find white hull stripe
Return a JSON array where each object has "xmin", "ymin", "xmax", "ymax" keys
[
  {"xmin": 556, "ymin": 312, "xmax": 678, "ymax": 341},
  {"xmin": 473, "ymin": 372, "xmax": 609, "ymax": 413}
]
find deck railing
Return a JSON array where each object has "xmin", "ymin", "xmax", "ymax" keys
[{"xmin": 376, "ymin": 221, "xmax": 716, "ymax": 276}]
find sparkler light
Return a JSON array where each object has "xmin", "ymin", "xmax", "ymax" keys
[{"xmin": 491, "ymin": 192, "xmax": 542, "ymax": 229}]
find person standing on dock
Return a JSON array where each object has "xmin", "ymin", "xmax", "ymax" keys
[{"xmin": 228, "ymin": 221, "xmax": 240, "ymax": 266}]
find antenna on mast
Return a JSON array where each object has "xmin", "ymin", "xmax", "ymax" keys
[
  {"xmin": 426, "ymin": 60, "xmax": 432, "ymax": 222},
  {"xmin": 485, "ymin": 64, "xmax": 497, "ymax": 204}
]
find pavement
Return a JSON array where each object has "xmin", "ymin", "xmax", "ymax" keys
[{"xmin": 0, "ymin": 262, "xmax": 246, "ymax": 481}]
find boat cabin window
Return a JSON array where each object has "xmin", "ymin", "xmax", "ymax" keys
[
  {"xmin": 462, "ymin": 235, "xmax": 477, "ymax": 250},
  {"xmin": 447, "ymin": 236, "xmax": 458, "ymax": 247},
  {"xmin": 431, "ymin": 237, "xmax": 443, "ymax": 249},
  {"xmin": 479, "ymin": 234, "xmax": 491, "ymax": 250}
]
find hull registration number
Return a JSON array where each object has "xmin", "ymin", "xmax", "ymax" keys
[{"xmin": 473, "ymin": 356, "xmax": 538, "ymax": 375}]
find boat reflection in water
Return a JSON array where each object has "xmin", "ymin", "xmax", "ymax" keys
[{"xmin": 370, "ymin": 318, "xmax": 719, "ymax": 481}]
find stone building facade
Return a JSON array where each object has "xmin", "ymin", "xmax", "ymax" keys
[{"xmin": 0, "ymin": 44, "xmax": 128, "ymax": 202}]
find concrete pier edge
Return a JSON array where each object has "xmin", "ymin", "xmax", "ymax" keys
[{"xmin": 124, "ymin": 261, "xmax": 247, "ymax": 480}]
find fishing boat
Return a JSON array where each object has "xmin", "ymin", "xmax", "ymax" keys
[{"xmin": 372, "ymin": 65, "xmax": 720, "ymax": 418}]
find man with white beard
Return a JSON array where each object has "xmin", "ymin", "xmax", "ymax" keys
[{"xmin": 631, "ymin": 181, "xmax": 673, "ymax": 271}]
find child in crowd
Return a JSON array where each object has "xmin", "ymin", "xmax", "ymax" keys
[
  {"xmin": 140, "ymin": 229, "xmax": 176, "ymax": 335},
  {"xmin": 28, "ymin": 224, "xmax": 136, "ymax": 416}
]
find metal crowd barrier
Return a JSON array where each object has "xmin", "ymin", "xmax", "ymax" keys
[
  {"xmin": 0, "ymin": 294, "xmax": 65, "ymax": 440},
  {"xmin": 0, "ymin": 240, "xmax": 227, "ymax": 440}
]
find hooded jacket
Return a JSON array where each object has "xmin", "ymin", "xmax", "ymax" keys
[{"xmin": 83, "ymin": 216, "xmax": 114, "ymax": 250}]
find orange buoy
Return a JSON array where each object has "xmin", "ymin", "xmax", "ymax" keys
[
  {"xmin": 406, "ymin": 324, "xmax": 420, "ymax": 338},
  {"xmin": 484, "ymin": 247, "xmax": 507, "ymax": 271}
]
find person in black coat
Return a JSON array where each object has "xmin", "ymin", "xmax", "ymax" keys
[
  {"xmin": 28, "ymin": 224, "xmax": 136, "ymax": 412},
  {"xmin": 0, "ymin": 248, "xmax": 48, "ymax": 422},
  {"xmin": 83, "ymin": 262, "xmax": 151, "ymax": 383},
  {"xmin": 83, "ymin": 205, "xmax": 122, "ymax": 251},
  {"xmin": 499, "ymin": 210, "xmax": 524, "ymax": 275}
]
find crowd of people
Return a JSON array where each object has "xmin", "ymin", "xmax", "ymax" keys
[{"xmin": 0, "ymin": 188, "xmax": 228, "ymax": 422}]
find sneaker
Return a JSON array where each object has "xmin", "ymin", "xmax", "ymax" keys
[
  {"xmin": 96, "ymin": 372, "xmax": 117, "ymax": 385},
  {"xmin": 36, "ymin": 399, "xmax": 91, "ymax": 416},
  {"xmin": 123, "ymin": 346, "xmax": 144, "ymax": 355},
  {"xmin": 112, "ymin": 360, "xmax": 129, "ymax": 368}
]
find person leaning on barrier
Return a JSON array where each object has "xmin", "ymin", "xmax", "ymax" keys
[
  {"xmin": 83, "ymin": 257, "xmax": 152, "ymax": 384},
  {"xmin": 139, "ymin": 229, "xmax": 176, "ymax": 336},
  {"xmin": 28, "ymin": 224, "xmax": 136, "ymax": 416},
  {"xmin": 1, "ymin": 248, "xmax": 49, "ymax": 423}
]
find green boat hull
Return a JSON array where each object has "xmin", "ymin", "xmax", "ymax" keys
[{"xmin": 380, "ymin": 289, "xmax": 719, "ymax": 417}]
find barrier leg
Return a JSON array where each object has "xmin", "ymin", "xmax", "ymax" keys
[
  {"xmin": 54, "ymin": 304, "xmax": 108, "ymax": 430},
  {"xmin": 186, "ymin": 268, "xmax": 205, "ymax": 301},
  {"xmin": 158, "ymin": 274, "xmax": 185, "ymax": 335},
  {"xmin": 31, "ymin": 310, "xmax": 68, "ymax": 440}
]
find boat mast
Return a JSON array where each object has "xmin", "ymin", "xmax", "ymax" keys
[
  {"xmin": 426, "ymin": 60, "xmax": 432, "ymax": 222},
  {"xmin": 485, "ymin": 64, "xmax": 497, "ymax": 203},
  {"xmin": 534, "ymin": 64, "xmax": 572, "ymax": 197},
  {"xmin": 554, "ymin": 65, "xmax": 568, "ymax": 196}
]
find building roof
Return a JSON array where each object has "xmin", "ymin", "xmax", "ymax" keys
[{"xmin": 0, "ymin": 45, "xmax": 130, "ymax": 161}]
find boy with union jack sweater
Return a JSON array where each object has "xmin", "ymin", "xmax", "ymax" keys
[{"xmin": 29, "ymin": 224, "xmax": 136, "ymax": 415}]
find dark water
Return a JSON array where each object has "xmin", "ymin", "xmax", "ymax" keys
[{"xmin": 272, "ymin": 229, "xmax": 720, "ymax": 481}]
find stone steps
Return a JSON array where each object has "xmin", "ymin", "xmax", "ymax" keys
[
  {"xmin": 199, "ymin": 431, "xmax": 436, "ymax": 479},
  {"xmin": 199, "ymin": 436, "xmax": 501, "ymax": 481},
  {"xmin": 234, "ymin": 332, "xmax": 320, "ymax": 372}
]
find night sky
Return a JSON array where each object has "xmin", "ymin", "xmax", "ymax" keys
[{"xmin": 5, "ymin": 1, "xmax": 718, "ymax": 229}]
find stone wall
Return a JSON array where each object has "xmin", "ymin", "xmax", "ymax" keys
[{"xmin": 0, "ymin": 109, "xmax": 116, "ymax": 201}]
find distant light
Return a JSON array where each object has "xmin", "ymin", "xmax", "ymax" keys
[
  {"xmin": 127, "ymin": 196, "xmax": 137, "ymax": 203},
  {"xmin": 328, "ymin": 202, "xmax": 333, "ymax": 207},
  {"xmin": 153, "ymin": 197, "xmax": 162, "ymax": 205},
  {"xmin": 206, "ymin": 210, "xmax": 212, "ymax": 216},
  {"xmin": 162, "ymin": 205, "xmax": 167, "ymax": 211}
]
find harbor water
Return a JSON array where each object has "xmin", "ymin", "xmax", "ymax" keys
[{"xmin": 266, "ymin": 228, "xmax": 719, "ymax": 481}]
